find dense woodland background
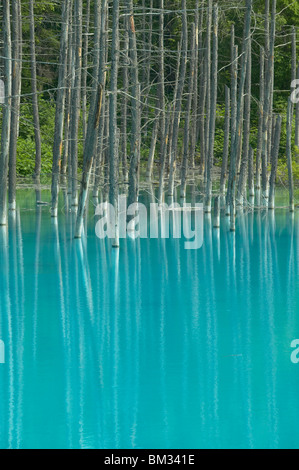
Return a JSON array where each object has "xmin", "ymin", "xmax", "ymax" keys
[{"xmin": 0, "ymin": 0, "xmax": 298, "ymax": 237}]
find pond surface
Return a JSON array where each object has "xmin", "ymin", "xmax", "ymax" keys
[{"xmin": 0, "ymin": 189, "xmax": 298, "ymax": 449}]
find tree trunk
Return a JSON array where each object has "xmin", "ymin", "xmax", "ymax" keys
[
  {"xmin": 0, "ymin": 0, "xmax": 12, "ymax": 226},
  {"xmin": 168, "ymin": 0, "xmax": 188, "ymax": 198},
  {"xmin": 204, "ymin": 4, "xmax": 218, "ymax": 212},
  {"xmin": 286, "ymin": 98, "xmax": 294, "ymax": 212},
  {"xmin": 51, "ymin": 0, "xmax": 71, "ymax": 216},
  {"xmin": 8, "ymin": 0, "xmax": 22, "ymax": 211},
  {"xmin": 268, "ymin": 115, "xmax": 282, "ymax": 209}
]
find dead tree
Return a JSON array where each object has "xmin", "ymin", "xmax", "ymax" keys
[
  {"xmin": 180, "ymin": 23, "xmax": 197, "ymax": 199},
  {"xmin": 8, "ymin": 0, "xmax": 22, "ymax": 211},
  {"xmin": 70, "ymin": 0, "xmax": 83, "ymax": 207},
  {"xmin": 126, "ymin": 0, "xmax": 141, "ymax": 206},
  {"xmin": 220, "ymin": 86, "xmax": 230, "ymax": 197},
  {"xmin": 237, "ymin": 35, "xmax": 252, "ymax": 206},
  {"xmin": 204, "ymin": 3, "xmax": 218, "ymax": 212},
  {"xmin": 168, "ymin": 0, "xmax": 188, "ymax": 198},
  {"xmin": 268, "ymin": 115, "xmax": 282, "ymax": 209},
  {"xmin": 0, "ymin": 0, "xmax": 12, "ymax": 226},
  {"xmin": 51, "ymin": 0, "xmax": 71, "ymax": 216},
  {"xmin": 286, "ymin": 98, "xmax": 294, "ymax": 212},
  {"xmin": 228, "ymin": 0, "xmax": 252, "ymax": 229},
  {"xmin": 261, "ymin": 0, "xmax": 276, "ymax": 205},
  {"xmin": 108, "ymin": 0, "xmax": 120, "ymax": 246}
]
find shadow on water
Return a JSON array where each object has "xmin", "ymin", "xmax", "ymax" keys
[{"xmin": 0, "ymin": 188, "xmax": 298, "ymax": 449}]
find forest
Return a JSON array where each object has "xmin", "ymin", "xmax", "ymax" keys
[{"xmin": 0, "ymin": 0, "xmax": 298, "ymax": 238}]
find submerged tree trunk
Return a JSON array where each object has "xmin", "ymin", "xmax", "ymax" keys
[
  {"xmin": 168, "ymin": 0, "xmax": 188, "ymax": 198},
  {"xmin": 220, "ymin": 86, "xmax": 230, "ymax": 196},
  {"xmin": 0, "ymin": 0, "xmax": 12, "ymax": 226},
  {"xmin": 51, "ymin": 0, "xmax": 71, "ymax": 216},
  {"xmin": 286, "ymin": 98, "xmax": 294, "ymax": 212},
  {"xmin": 268, "ymin": 115, "xmax": 282, "ymax": 209},
  {"xmin": 228, "ymin": 0, "xmax": 252, "ymax": 229},
  {"xmin": 8, "ymin": 0, "xmax": 22, "ymax": 211},
  {"xmin": 70, "ymin": 0, "xmax": 83, "ymax": 207},
  {"xmin": 109, "ymin": 0, "xmax": 120, "ymax": 246},
  {"xmin": 261, "ymin": 0, "xmax": 276, "ymax": 204},
  {"xmin": 180, "ymin": 23, "xmax": 196, "ymax": 199},
  {"xmin": 204, "ymin": 4, "xmax": 218, "ymax": 212},
  {"xmin": 126, "ymin": 0, "xmax": 141, "ymax": 206}
]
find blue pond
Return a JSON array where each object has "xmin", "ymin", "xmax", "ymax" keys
[{"xmin": 0, "ymin": 189, "xmax": 298, "ymax": 449}]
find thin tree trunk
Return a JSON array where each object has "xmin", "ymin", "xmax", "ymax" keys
[
  {"xmin": 93, "ymin": 0, "xmax": 108, "ymax": 197},
  {"xmin": 126, "ymin": 0, "xmax": 141, "ymax": 206},
  {"xmin": 203, "ymin": 1, "xmax": 212, "ymax": 183},
  {"xmin": 70, "ymin": 0, "xmax": 83, "ymax": 207},
  {"xmin": 168, "ymin": 0, "xmax": 188, "ymax": 198},
  {"xmin": 51, "ymin": 0, "xmax": 71, "ymax": 216},
  {"xmin": 8, "ymin": 0, "xmax": 22, "ymax": 210},
  {"xmin": 29, "ymin": 0, "xmax": 42, "ymax": 181},
  {"xmin": 237, "ymin": 36, "xmax": 252, "ymax": 205},
  {"xmin": 81, "ymin": 0, "xmax": 91, "ymax": 141},
  {"xmin": 0, "ymin": 0, "xmax": 12, "ymax": 226},
  {"xmin": 74, "ymin": 84, "xmax": 103, "ymax": 238},
  {"xmin": 109, "ymin": 0, "xmax": 120, "ymax": 245},
  {"xmin": 261, "ymin": 0, "xmax": 276, "ymax": 204},
  {"xmin": 204, "ymin": 4, "xmax": 218, "ymax": 212},
  {"xmin": 268, "ymin": 115, "xmax": 282, "ymax": 209},
  {"xmin": 256, "ymin": 46, "xmax": 264, "ymax": 195},
  {"xmin": 286, "ymin": 98, "xmax": 294, "ymax": 212},
  {"xmin": 226, "ymin": 44, "xmax": 238, "ymax": 214},
  {"xmin": 228, "ymin": 0, "xmax": 252, "ymax": 230},
  {"xmin": 180, "ymin": 23, "xmax": 196, "ymax": 199},
  {"xmin": 220, "ymin": 86, "xmax": 230, "ymax": 196}
]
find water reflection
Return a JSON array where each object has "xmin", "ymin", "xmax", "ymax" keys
[{"xmin": 0, "ymin": 194, "xmax": 298, "ymax": 449}]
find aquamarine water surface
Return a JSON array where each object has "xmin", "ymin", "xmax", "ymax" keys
[{"xmin": 0, "ymin": 190, "xmax": 298, "ymax": 449}]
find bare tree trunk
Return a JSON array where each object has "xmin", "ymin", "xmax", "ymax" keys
[
  {"xmin": 121, "ymin": 14, "xmax": 129, "ymax": 182},
  {"xmin": 168, "ymin": 0, "xmax": 188, "ymax": 198},
  {"xmin": 189, "ymin": 0, "xmax": 199, "ymax": 169},
  {"xmin": 248, "ymin": 145, "xmax": 255, "ymax": 199},
  {"xmin": 180, "ymin": 23, "xmax": 196, "ymax": 199},
  {"xmin": 226, "ymin": 44, "xmax": 238, "ymax": 214},
  {"xmin": 261, "ymin": 0, "xmax": 276, "ymax": 205},
  {"xmin": 109, "ymin": 0, "xmax": 120, "ymax": 246},
  {"xmin": 203, "ymin": 1, "xmax": 212, "ymax": 183},
  {"xmin": 204, "ymin": 4, "xmax": 218, "ymax": 212},
  {"xmin": 286, "ymin": 98, "xmax": 294, "ymax": 212},
  {"xmin": 8, "ymin": 0, "xmax": 22, "ymax": 210},
  {"xmin": 93, "ymin": 0, "xmax": 108, "ymax": 197},
  {"xmin": 158, "ymin": 0, "xmax": 166, "ymax": 172},
  {"xmin": 75, "ymin": 85, "xmax": 103, "ymax": 238},
  {"xmin": 81, "ymin": 0, "xmax": 91, "ymax": 141},
  {"xmin": 256, "ymin": 46, "xmax": 264, "ymax": 197},
  {"xmin": 237, "ymin": 36, "xmax": 252, "ymax": 206},
  {"xmin": 126, "ymin": 0, "xmax": 141, "ymax": 206},
  {"xmin": 268, "ymin": 115, "xmax": 282, "ymax": 209},
  {"xmin": 51, "ymin": 0, "xmax": 71, "ymax": 216},
  {"xmin": 146, "ymin": 107, "xmax": 159, "ymax": 181},
  {"xmin": 220, "ymin": 86, "xmax": 230, "ymax": 196},
  {"xmin": 228, "ymin": 0, "xmax": 252, "ymax": 230},
  {"xmin": 198, "ymin": 6, "xmax": 207, "ymax": 175},
  {"xmin": 71, "ymin": 0, "xmax": 83, "ymax": 207},
  {"xmin": 0, "ymin": 0, "xmax": 12, "ymax": 226}
]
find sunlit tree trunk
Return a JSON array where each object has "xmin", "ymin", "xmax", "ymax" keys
[{"xmin": 0, "ymin": 0, "xmax": 12, "ymax": 226}]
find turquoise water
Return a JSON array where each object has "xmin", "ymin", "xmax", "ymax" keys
[{"xmin": 0, "ymin": 190, "xmax": 298, "ymax": 449}]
